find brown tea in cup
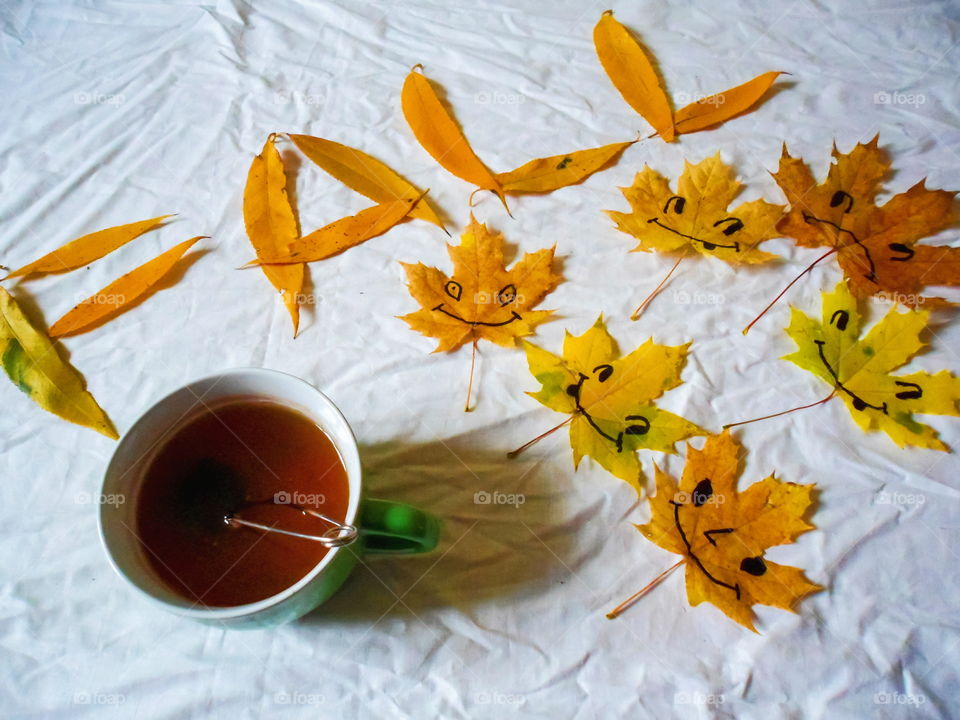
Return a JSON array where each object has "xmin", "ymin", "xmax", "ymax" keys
[{"xmin": 135, "ymin": 398, "xmax": 350, "ymax": 607}]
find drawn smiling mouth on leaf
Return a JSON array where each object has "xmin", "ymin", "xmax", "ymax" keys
[
  {"xmin": 565, "ymin": 366, "xmax": 650, "ymax": 452},
  {"xmin": 646, "ymin": 196, "xmax": 743, "ymax": 252},
  {"xmin": 431, "ymin": 279, "xmax": 522, "ymax": 327},
  {"xmin": 813, "ymin": 338, "xmax": 888, "ymax": 414},
  {"xmin": 800, "ymin": 190, "xmax": 878, "ymax": 282}
]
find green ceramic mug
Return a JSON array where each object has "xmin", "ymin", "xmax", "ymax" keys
[{"xmin": 98, "ymin": 368, "xmax": 439, "ymax": 629}]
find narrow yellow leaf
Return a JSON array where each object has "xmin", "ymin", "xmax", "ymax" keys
[
  {"xmin": 243, "ymin": 134, "xmax": 305, "ymax": 336},
  {"xmin": 254, "ymin": 196, "xmax": 420, "ymax": 265},
  {"xmin": 401, "ymin": 66, "xmax": 508, "ymax": 210},
  {"xmin": 3, "ymin": 215, "xmax": 173, "ymax": 280},
  {"xmin": 288, "ymin": 133, "xmax": 446, "ymax": 230},
  {"xmin": 496, "ymin": 140, "xmax": 635, "ymax": 194},
  {"xmin": 674, "ymin": 71, "xmax": 783, "ymax": 135},
  {"xmin": 0, "ymin": 287, "xmax": 116, "ymax": 438},
  {"xmin": 593, "ymin": 10, "xmax": 675, "ymax": 142},
  {"xmin": 48, "ymin": 236, "xmax": 203, "ymax": 338}
]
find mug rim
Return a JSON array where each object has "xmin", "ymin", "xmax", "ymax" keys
[{"xmin": 98, "ymin": 367, "xmax": 363, "ymax": 621}]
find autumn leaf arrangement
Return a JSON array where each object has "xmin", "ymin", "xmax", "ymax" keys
[{"xmin": 2, "ymin": 10, "xmax": 957, "ymax": 634}]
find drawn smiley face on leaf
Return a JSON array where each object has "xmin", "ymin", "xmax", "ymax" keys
[
  {"xmin": 773, "ymin": 137, "xmax": 960, "ymax": 307},
  {"xmin": 400, "ymin": 215, "xmax": 561, "ymax": 353},
  {"xmin": 607, "ymin": 154, "xmax": 783, "ymax": 264},
  {"xmin": 522, "ymin": 316, "xmax": 704, "ymax": 493},
  {"xmin": 783, "ymin": 281, "xmax": 960, "ymax": 451},
  {"xmin": 637, "ymin": 430, "xmax": 821, "ymax": 632}
]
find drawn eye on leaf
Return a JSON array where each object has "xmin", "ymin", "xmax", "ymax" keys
[
  {"xmin": 497, "ymin": 284, "xmax": 516, "ymax": 306},
  {"xmin": 606, "ymin": 154, "xmax": 783, "ymax": 320},
  {"xmin": 444, "ymin": 280, "xmax": 463, "ymax": 302}
]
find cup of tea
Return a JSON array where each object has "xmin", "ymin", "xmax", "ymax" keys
[{"xmin": 98, "ymin": 368, "xmax": 440, "ymax": 628}]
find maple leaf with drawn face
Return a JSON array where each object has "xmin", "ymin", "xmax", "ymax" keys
[
  {"xmin": 773, "ymin": 137, "xmax": 960, "ymax": 307},
  {"xmin": 636, "ymin": 430, "xmax": 821, "ymax": 632},
  {"xmin": 400, "ymin": 216, "xmax": 560, "ymax": 352},
  {"xmin": 608, "ymin": 154, "xmax": 783, "ymax": 264},
  {"xmin": 521, "ymin": 316, "xmax": 704, "ymax": 493},
  {"xmin": 783, "ymin": 281, "xmax": 960, "ymax": 451}
]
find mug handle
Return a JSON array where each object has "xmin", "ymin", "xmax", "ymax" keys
[{"xmin": 359, "ymin": 498, "xmax": 440, "ymax": 555}]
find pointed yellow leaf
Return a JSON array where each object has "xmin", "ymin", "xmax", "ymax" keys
[
  {"xmin": 287, "ymin": 133, "xmax": 446, "ymax": 230},
  {"xmin": 49, "ymin": 237, "xmax": 203, "ymax": 338},
  {"xmin": 253, "ymin": 196, "xmax": 420, "ymax": 265},
  {"xmin": 3, "ymin": 215, "xmax": 173, "ymax": 280},
  {"xmin": 593, "ymin": 10, "xmax": 675, "ymax": 141},
  {"xmin": 0, "ymin": 287, "xmax": 116, "ymax": 438},
  {"xmin": 496, "ymin": 140, "xmax": 635, "ymax": 194},
  {"xmin": 401, "ymin": 66, "xmax": 508, "ymax": 209},
  {"xmin": 673, "ymin": 71, "xmax": 783, "ymax": 135},
  {"xmin": 243, "ymin": 135, "xmax": 304, "ymax": 336},
  {"xmin": 637, "ymin": 430, "xmax": 821, "ymax": 631}
]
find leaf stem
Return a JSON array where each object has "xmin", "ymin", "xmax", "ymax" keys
[
  {"xmin": 464, "ymin": 339, "xmax": 478, "ymax": 412},
  {"xmin": 722, "ymin": 390, "xmax": 836, "ymax": 429},
  {"xmin": 606, "ymin": 560, "xmax": 683, "ymax": 619},
  {"xmin": 507, "ymin": 416, "xmax": 573, "ymax": 458},
  {"xmin": 631, "ymin": 252, "xmax": 687, "ymax": 321},
  {"xmin": 742, "ymin": 248, "xmax": 837, "ymax": 335}
]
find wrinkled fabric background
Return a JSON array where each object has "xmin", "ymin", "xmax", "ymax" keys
[{"xmin": 1, "ymin": 1, "xmax": 959, "ymax": 718}]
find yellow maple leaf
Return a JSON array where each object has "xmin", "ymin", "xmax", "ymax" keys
[
  {"xmin": 400, "ymin": 215, "xmax": 561, "ymax": 409},
  {"xmin": 519, "ymin": 316, "xmax": 704, "ymax": 493},
  {"xmin": 606, "ymin": 154, "xmax": 783, "ymax": 317},
  {"xmin": 782, "ymin": 281, "xmax": 960, "ymax": 450},
  {"xmin": 631, "ymin": 430, "xmax": 821, "ymax": 632}
]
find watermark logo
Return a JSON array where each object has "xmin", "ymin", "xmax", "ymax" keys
[
  {"xmin": 672, "ymin": 290, "xmax": 725, "ymax": 306},
  {"xmin": 874, "ymin": 691, "xmax": 926, "ymax": 706},
  {"xmin": 674, "ymin": 91, "xmax": 725, "ymax": 107},
  {"xmin": 474, "ymin": 91, "xmax": 525, "ymax": 106},
  {"xmin": 73, "ymin": 692, "xmax": 125, "ymax": 706},
  {"xmin": 474, "ymin": 290, "xmax": 525, "ymax": 306},
  {"xmin": 274, "ymin": 491, "xmax": 326, "ymax": 506},
  {"xmin": 475, "ymin": 691, "xmax": 526, "ymax": 706},
  {"xmin": 874, "ymin": 90, "xmax": 925, "ymax": 107},
  {"xmin": 75, "ymin": 492, "xmax": 125, "ymax": 507},
  {"xmin": 674, "ymin": 690, "xmax": 725, "ymax": 706},
  {"xmin": 474, "ymin": 490, "xmax": 525, "ymax": 508},
  {"xmin": 875, "ymin": 490, "xmax": 925, "ymax": 506},
  {"xmin": 872, "ymin": 291, "xmax": 924, "ymax": 307},
  {"xmin": 674, "ymin": 490, "xmax": 725, "ymax": 507},
  {"xmin": 274, "ymin": 90, "xmax": 326, "ymax": 106},
  {"xmin": 274, "ymin": 691, "xmax": 325, "ymax": 706},
  {"xmin": 74, "ymin": 92, "xmax": 125, "ymax": 106}
]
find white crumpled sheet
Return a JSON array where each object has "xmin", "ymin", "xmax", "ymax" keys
[{"xmin": 2, "ymin": 0, "xmax": 959, "ymax": 717}]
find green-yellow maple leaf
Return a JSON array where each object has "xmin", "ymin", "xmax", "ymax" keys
[
  {"xmin": 784, "ymin": 281, "xmax": 960, "ymax": 450},
  {"xmin": 520, "ymin": 316, "xmax": 705, "ymax": 493}
]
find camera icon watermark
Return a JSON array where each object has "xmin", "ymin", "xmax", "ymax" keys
[
  {"xmin": 475, "ymin": 691, "xmax": 526, "ymax": 706},
  {"xmin": 673, "ymin": 91, "xmax": 726, "ymax": 107},
  {"xmin": 874, "ymin": 90, "xmax": 925, "ymax": 106},
  {"xmin": 274, "ymin": 691, "xmax": 325, "ymax": 706},
  {"xmin": 74, "ymin": 92, "xmax": 125, "ymax": 106},
  {"xmin": 674, "ymin": 490, "xmax": 725, "ymax": 507},
  {"xmin": 73, "ymin": 692, "xmax": 125, "ymax": 706},
  {"xmin": 75, "ymin": 492, "xmax": 125, "ymax": 507},
  {"xmin": 474, "ymin": 490, "xmax": 525, "ymax": 508},
  {"xmin": 474, "ymin": 91, "xmax": 526, "ymax": 106},
  {"xmin": 875, "ymin": 490, "xmax": 925, "ymax": 506},
  {"xmin": 672, "ymin": 290, "xmax": 725, "ymax": 306},
  {"xmin": 674, "ymin": 690, "xmax": 725, "ymax": 706},
  {"xmin": 274, "ymin": 491, "xmax": 326, "ymax": 506},
  {"xmin": 874, "ymin": 691, "xmax": 926, "ymax": 706}
]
